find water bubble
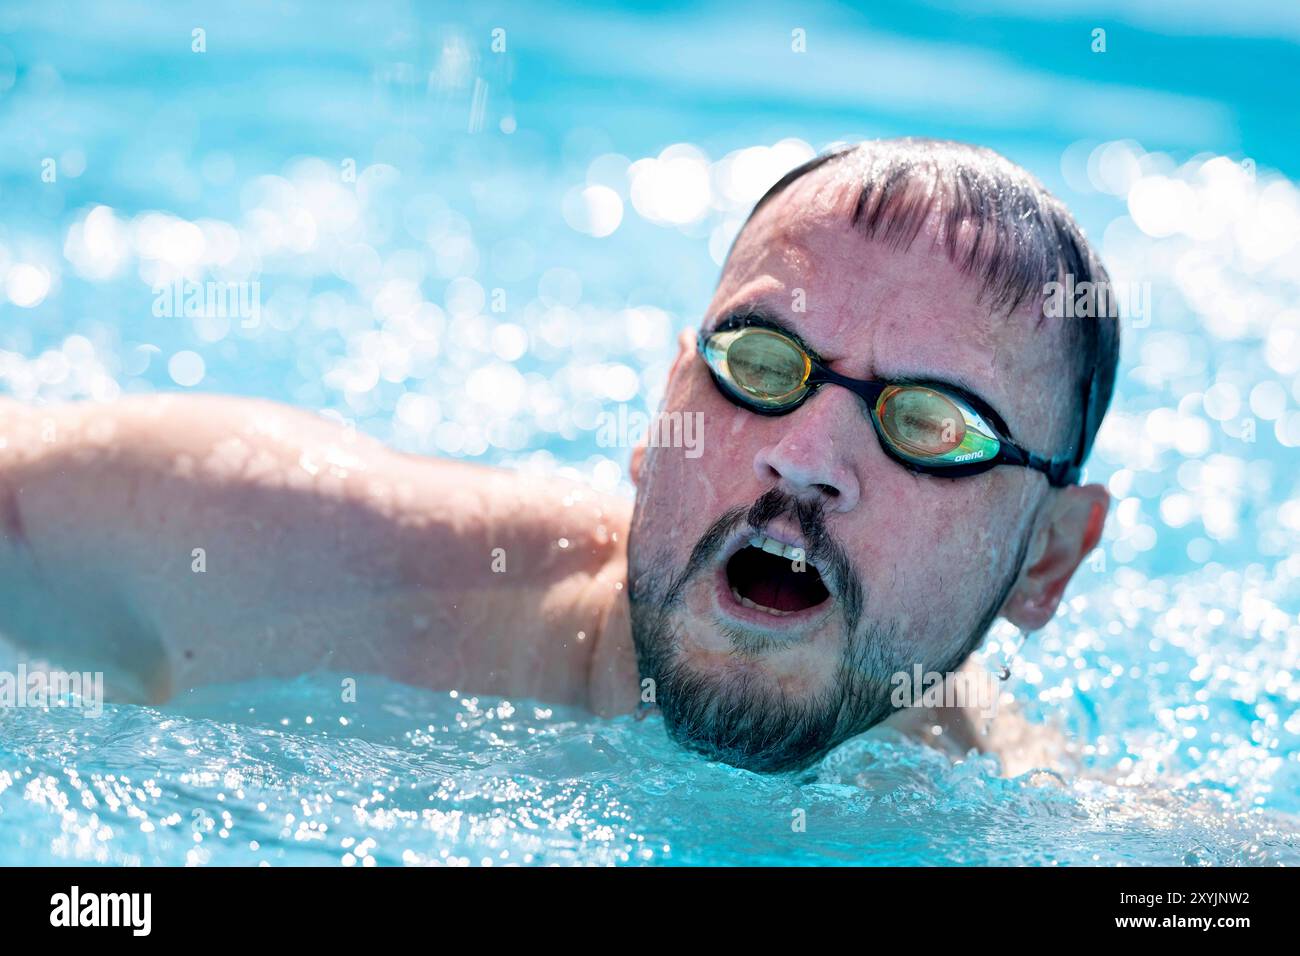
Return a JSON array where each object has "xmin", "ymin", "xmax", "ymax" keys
[
  {"xmin": 3, "ymin": 263, "xmax": 51, "ymax": 307},
  {"xmin": 562, "ymin": 185, "xmax": 623, "ymax": 238},
  {"xmin": 168, "ymin": 351, "xmax": 206, "ymax": 387}
]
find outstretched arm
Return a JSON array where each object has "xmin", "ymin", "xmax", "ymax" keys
[{"xmin": 0, "ymin": 395, "xmax": 626, "ymax": 705}]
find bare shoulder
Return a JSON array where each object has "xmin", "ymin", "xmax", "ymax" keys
[
  {"xmin": 880, "ymin": 658, "xmax": 1080, "ymax": 778},
  {"xmin": 972, "ymin": 693, "xmax": 1080, "ymax": 779}
]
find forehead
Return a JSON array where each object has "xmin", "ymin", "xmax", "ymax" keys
[{"xmin": 709, "ymin": 169, "xmax": 1074, "ymax": 449}]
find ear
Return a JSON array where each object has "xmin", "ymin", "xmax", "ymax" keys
[
  {"xmin": 1001, "ymin": 483, "xmax": 1109, "ymax": 631},
  {"xmin": 632, "ymin": 329, "xmax": 697, "ymax": 487}
]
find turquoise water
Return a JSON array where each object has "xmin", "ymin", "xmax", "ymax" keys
[{"xmin": 1, "ymin": 1, "xmax": 1298, "ymax": 865}]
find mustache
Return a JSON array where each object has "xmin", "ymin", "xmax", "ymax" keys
[{"xmin": 665, "ymin": 489, "xmax": 864, "ymax": 633}]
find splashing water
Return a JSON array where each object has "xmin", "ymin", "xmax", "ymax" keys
[{"xmin": 0, "ymin": 554, "xmax": 1295, "ymax": 866}]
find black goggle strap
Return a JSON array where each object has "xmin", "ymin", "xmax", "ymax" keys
[
  {"xmin": 1002, "ymin": 370, "xmax": 1090, "ymax": 487},
  {"xmin": 1000, "ymin": 442, "xmax": 1080, "ymax": 488}
]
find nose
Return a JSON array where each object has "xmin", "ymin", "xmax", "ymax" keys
[{"xmin": 751, "ymin": 389, "xmax": 862, "ymax": 512}]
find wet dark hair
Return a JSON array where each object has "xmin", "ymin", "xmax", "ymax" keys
[{"xmin": 732, "ymin": 137, "xmax": 1120, "ymax": 475}]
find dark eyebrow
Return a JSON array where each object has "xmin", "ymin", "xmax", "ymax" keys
[{"xmin": 708, "ymin": 304, "xmax": 1016, "ymax": 440}]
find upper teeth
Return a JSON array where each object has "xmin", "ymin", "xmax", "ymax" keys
[{"xmin": 749, "ymin": 533, "xmax": 805, "ymax": 563}]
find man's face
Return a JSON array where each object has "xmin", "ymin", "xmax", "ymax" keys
[{"xmin": 626, "ymin": 165, "xmax": 1080, "ymax": 771}]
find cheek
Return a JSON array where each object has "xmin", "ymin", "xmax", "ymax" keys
[
  {"xmin": 644, "ymin": 378, "xmax": 769, "ymax": 510},
  {"xmin": 632, "ymin": 384, "xmax": 757, "ymax": 553},
  {"xmin": 845, "ymin": 476, "xmax": 1014, "ymax": 632}
]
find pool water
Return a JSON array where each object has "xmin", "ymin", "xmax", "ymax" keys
[
  {"xmin": 1, "ymin": 1, "xmax": 1298, "ymax": 865},
  {"xmin": 1, "ymin": 557, "xmax": 1296, "ymax": 866}
]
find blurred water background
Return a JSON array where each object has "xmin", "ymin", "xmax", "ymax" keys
[{"xmin": 0, "ymin": 0, "xmax": 1296, "ymax": 865}]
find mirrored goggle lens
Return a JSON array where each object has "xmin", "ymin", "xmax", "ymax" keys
[
  {"xmin": 722, "ymin": 329, "xmax": 810, "ymax": 406},
  {"xmin": 875, "ymin": 385, "xmax": 1000, "ymax": 467}
]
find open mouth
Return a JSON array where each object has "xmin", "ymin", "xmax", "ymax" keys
[{"xmin": 724, "ymin": 533, "xmax": 831, "ymax": 616}]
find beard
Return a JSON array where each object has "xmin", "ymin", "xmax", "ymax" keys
[{"xmin": 627, "ymin": 488, "xmax": 1022, "ymax": 773}]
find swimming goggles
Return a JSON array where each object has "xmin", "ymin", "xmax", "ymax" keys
[{"xmin": 697, "ymin": 319, "xmax": 1080, "ymax": 486}]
